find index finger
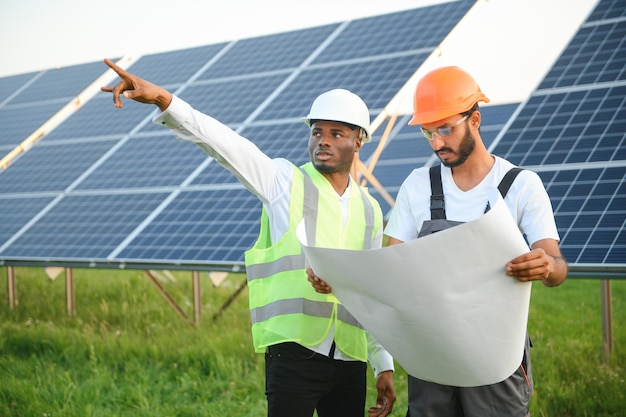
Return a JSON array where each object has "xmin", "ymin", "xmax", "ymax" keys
[{"xmin": 104, "ymin": 58, "xmax": 129, "ymax": 78}]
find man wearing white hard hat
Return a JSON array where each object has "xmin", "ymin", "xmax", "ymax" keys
[{"xmin": 102, "ymin": 58, "xmax": 395, "ymax": 417}]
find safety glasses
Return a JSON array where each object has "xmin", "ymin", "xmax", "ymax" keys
[{"xmin": 421, "ymin": 114, "xmax": 469, "ymax": 141}]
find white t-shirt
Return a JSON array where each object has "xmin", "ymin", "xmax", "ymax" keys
[{"xmin": 385, "ymin": 156, "xmax": 560, "ymax": 245}]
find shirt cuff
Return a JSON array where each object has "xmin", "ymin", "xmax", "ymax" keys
[
  {"xmin": 367, "ymin": 334, "xmax": 395, "ymax": 378},
  {"xmin": 153, "ymin": 95, "xmax": 188, "ymax": 129}
]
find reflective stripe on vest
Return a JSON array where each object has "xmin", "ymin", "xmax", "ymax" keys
[
  {"xmin": 251, "ymin": 298, "xmax": 361, "ymax": 328},
  {"xmin": 246, "ymin": 253, "xmax": 305, "ymax": 281}
]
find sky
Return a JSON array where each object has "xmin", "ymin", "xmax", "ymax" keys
[
  {"xmin": 0, "ymin": 0, "xmax": 439, "ymax": 78},
  {"xmin": 0, "ymin": 0, "xmax": 598, "ymax": 115}
]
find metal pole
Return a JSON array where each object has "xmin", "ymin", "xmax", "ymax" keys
[
  {"xmin": 7, "ymin": 266, "xmax": 16, "ymax": 308},
  {"xmin": 600, "ymin": 279, "xmax": 613, "ymax": 360},
  {"xmin": 212, "ymin": 278, "xmax": 247, "ymax": 321},
  {"xmin": 65, "ymin": 267, "xmax": 75, "ymax": 316},
  {"xmin": 144, "ymin": 270, "xmax": 192, "ymax": 325},
  {"xmin": 193, "ymin": 271, "xmax": 202, "ymax": 326}
]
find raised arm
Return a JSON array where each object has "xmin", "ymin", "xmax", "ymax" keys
[{"xmin": 101, "ymin": 58, "xmax": 172, "ymax": 111}]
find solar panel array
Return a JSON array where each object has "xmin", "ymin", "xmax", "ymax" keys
[
  {"xmin": 489, "ymin": 0, "xmax": 625, "ymax": 269},
  {"xmin": 0, "ymin": 1, "xmax": 478, "ymax": 270},
  {"xmin": 0, "ymin": 0, "xmax": 623, "ymax": 274},
  {"xmin": 0, "ymin": 61, "xmax": 110, "ymax": 152}
]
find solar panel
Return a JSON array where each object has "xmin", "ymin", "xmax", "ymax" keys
[
  {"xmin": 43, "ymin": 95, "xmax": 156, "ymax": 141},
  {"xmin": 1, "ymin": 0, "xmax": 623, "ymax": 276},
  {"xmin": 0, "ymin": 196, "xmax": 55, "ymax": 250},
  {"xmin": 540, "ymin": 166, "xmax": 625, "ymax": 264},
  {"xmin": 586, "ymin": 0, "xmax": 625, "ymax": 20},
  {"xmin": 74, "ymin": 136, "xmax": 209, "ymax": 190},
  {"xmin": 0, "ymin": 139, "xmax": 119, "ymax": 193},
  {"xmin": 489, "ymin": 0, "xmax": 626, "ymax": 268},
  {"xmin": 312, "ymin": 3, "xmax": 469, "ymax": 62},
  {"xmin": 0, "ymin": 1, "xmax": 475, "ymax": 269},
  {"xmin": 0, "ymin": 102, "xmax": 61, "ymax": 149},
  {"xmin": 0, "ymin": 72, "xmax": 39, "ymax": 104},
  {"xmin": 1, "ymin": 193, "xmax": 171, "ymax": 260},
  {"xmin": 198, "ymin": 25, "xmax": 339, "ymax": 79},
  {"xmin": 0, "ymin": 61, "xmax": 116, "ymax": 153},
  {"xmin": 124, "ymin": 44, "xmax": 228, "ymax": 86},
  {"xmin": 8, "ymin": 61, "xmax": 105, "ymax": 105},
  {"xmin": 175, "ymin": 74, "xmax": 291, "ymax": 125},
  {"xmin": 117, "ymin": 189, "xmax": 260, "ymax": 266}
]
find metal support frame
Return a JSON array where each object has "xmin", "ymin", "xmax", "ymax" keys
[
  {"xmin": 193, "ymin": 271, "xmax": 202, "ymax": 326},
  {"xmin": 143, "ymin": 270, "xmax": 245, "ymax": 326},
  {"xmin": 4, "ymin": 267, "xmax": 246, "ymax": 326},
  {"xmin": 7, "ymin": 266, "xmax": 16, "ymax": 308},
  {"xmin": 65, "ymin": 267, "xmax": 75, "ymax": 316},
  {"xmin": 3, "ymin": 265, "xmax": 617, "ymax": 355},
  {"xmin": 353, "ymin": 113, "xmax": 397, "ymax": 208},
  {"xmin": 212, "ymin": 278, "xmax": 248, "ymax": 321},
  {"xmin": 144, "ymin": 270, "xmax": 195, "ymax": 327},
  {"xmin": 601, "ymin": 279, "xmax": 613, "ymax": 359},
  {"xmin": 3, "ymin": 266, "xmax": 236, "ymax": 321}
]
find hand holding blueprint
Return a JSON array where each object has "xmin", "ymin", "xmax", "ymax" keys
[{"xmin": 299, "ymin": 191, "xmax": 532, "ymax": 387}]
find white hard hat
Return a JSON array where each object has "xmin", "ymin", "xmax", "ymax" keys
[{"xmin": 302, "ymin": 89, "xmax": 372, "ymax": 143}]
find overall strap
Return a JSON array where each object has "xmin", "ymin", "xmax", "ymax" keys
[
  {"xmin": 429, "ymin": 165, "xmax": 446, "ymax": 219},
  {"xmin": 429, "ymin": 165, "xmax": 525, "ymax": 219},
  {"xmin": 498, "ymin": 167, "xmax": 524, "ymax": 198}
]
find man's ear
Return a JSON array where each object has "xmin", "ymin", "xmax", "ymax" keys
[
  {"xmin": 354, "ymin": 136, "xmax": 363, "ymax": 152},
  {"xmin": 470, "ymin": 111, "xmax": 481, "ymax": 129}
]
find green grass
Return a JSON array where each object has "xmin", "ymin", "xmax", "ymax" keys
[
  {"xmin": 0, "ymin": 267, "xmax": 624, "ymax": 416},
  {"xmin": 527, "ymin": 278, "xmax": 626, "ymax": 416}
]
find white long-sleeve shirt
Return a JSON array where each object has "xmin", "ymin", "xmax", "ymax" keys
[{"xmin": 154, "ymin": 95, "xmax": 394, "ymax": 376}]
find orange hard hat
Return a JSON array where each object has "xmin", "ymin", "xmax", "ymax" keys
[{"xmin": 408, "ymin": 66, "xmax": 490, "ymax": 125}]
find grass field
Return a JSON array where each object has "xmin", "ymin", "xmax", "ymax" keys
[{"xmin": 0, "ymin": 267, "xmax": 624, "ymax": 416}]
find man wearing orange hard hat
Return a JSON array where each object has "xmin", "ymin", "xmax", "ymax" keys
[{"xmin": 385, "ymin": 66, "xmax": 568, "ymax": 416}]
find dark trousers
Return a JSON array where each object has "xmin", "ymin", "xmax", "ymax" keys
[
  {"xmin": 405, "ymin": 363, "xmax": 532, "ymax": 417},
  {"xmin": 265, "ymin": 342, "xmax": 367, "ymax": 417},
  {"xmin": 406, "ymin": 337, "xmax": 533, "ymax": 417}
]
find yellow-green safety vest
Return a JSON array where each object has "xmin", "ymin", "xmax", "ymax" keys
[{"xmin": 244, "ymin": 162, "xmax": 382, "ymax": 361}]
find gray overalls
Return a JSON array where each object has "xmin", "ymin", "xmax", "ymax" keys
[{"xmin": 406, "ymin": 165, "xmax": 533, "ymax": 417}]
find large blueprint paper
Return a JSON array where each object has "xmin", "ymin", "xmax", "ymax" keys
[{"xmin": 299, "ymin": 192, "xmax": 532, "ymax": 387}]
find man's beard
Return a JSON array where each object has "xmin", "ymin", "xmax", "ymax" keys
[{"xmin": 437, "ymin": 128, "xmax": 475, "ymax": 168}]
